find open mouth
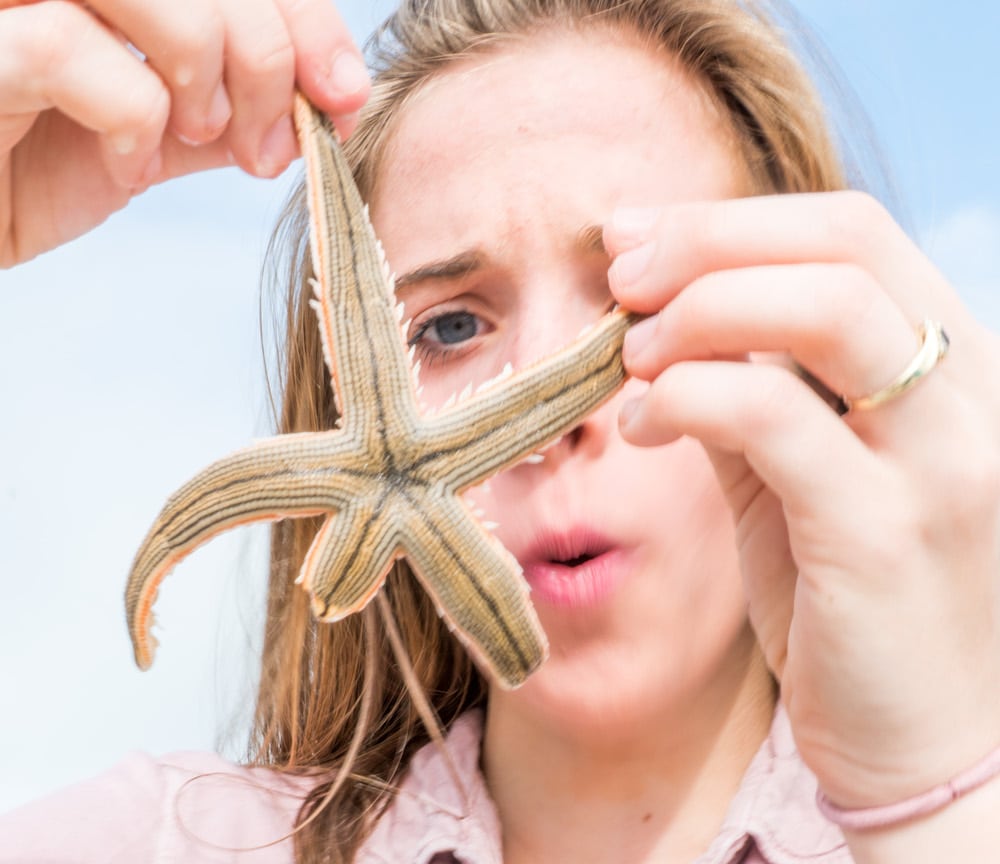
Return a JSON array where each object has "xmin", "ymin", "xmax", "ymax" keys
[
  {"xmin": 531, "ymin": 530, "xmax": 610, "ymax": 570},
  {"xmin": 521, "ymin": 531, "xmax": 627, "ymax": 608},
  {"xmin": 554, "ymin": 552, "xmax": 597, "ymax": 568}
]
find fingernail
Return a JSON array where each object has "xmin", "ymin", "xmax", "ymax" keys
[
  {"xmin": 622, "ymin": 314, "xmax": 657, "ymax": 365},
  {"xmin": 611, "ymin": 206, "xmax": 660, "ymax": 248},
  {"xmin": 257, "ymin": 114, "xmax": 295, "ymax": 176},
  {"xmin": 331, "ymin": 51, "xmax": 370, "ymax": 97},
  {"xmin": 111, "ymin": 131, "xmax": 137, "ymax": 156},
  {"xmin": 619, "ymin": 397, "xmax": 640, "ymax": 432},
  {"xmin": 609, "ymin": 241, "xmax": 655, "ymax": 292},
  {"xmin": 207, "ymin": 83, "xmax": 232, "ymax": 135},
  {"xmin": 131, "ymin": 149, "xmax": 162, "ymax": 191}
]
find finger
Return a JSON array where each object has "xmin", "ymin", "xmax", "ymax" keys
[
  {"xmin": 85, "ymin": 0, "xmax": 230, "ymax": 145},
  {"xmin": 605, "ymin": 192, "xmax": 958, "ymax": 322},
  {"xmin": 619, "ymin": 360, "xmax": 880, "ymax": 523},
  {"xmin": 1, "ymin": 2, "xmax": 168, "ymax": 186},
  {"xmin": 622, "ymin": 262, "xmax": 918, "ymax": 405},
  {"xmin": 703, "ymin": 444, "xmax": 797, "ymax": 680},
  {"xmin": 275, "ymin": 0, "xmax": 370, "ymax": 136},
  {"xmin": 212, "ymin": 0, "xmax": 298, "ymax": 177},
  {"xmin": 107, "ymin": 122, "xmax": 245, "ymax": 193}
]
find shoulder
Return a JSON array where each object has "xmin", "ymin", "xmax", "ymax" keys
[{"xmin": 0, "ymin": 750, "xmax": 310, "ymax": 864}]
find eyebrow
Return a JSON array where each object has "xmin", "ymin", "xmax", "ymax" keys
[
  {"xmin": 393, "ymin": 224, "xmax": 608, "ymax": 291},
  {"xmin": 395, "ymin": 251, "xmax": 485, "ymax": 290}
]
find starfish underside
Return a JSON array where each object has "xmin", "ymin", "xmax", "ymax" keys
[{"xmin": 124, "ymin": 96, "xmax": 637, "ymax": 688}]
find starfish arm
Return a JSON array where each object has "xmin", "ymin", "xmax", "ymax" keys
[
  {"xmin": 400, "ymin": 489, "xmax": 547, "ymax": 689},
  {"xmin": 125, "ymin": 432, "xmax": 365, "ymax": 670},
  {"xmin": 301, "ymin": 496, "xmax": 402, "ymax": 621},
  {"xmin": 294, "ymin": 95, "xmax": 418, "ymax": 435},
  {"xmin": 419, "ymin": 310, "xmax": 640, "ymax": 491}
]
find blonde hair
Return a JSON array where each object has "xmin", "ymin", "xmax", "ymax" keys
[{"xmin": 251, "ymin": 2, "xmax": 847, "ymax": 861}]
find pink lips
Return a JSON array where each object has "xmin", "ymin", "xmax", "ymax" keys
[{"xmin": 520, "ymin": 529, "xmax": 629, "ymax": 609}]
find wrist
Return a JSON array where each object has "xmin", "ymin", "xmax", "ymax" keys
[
  {"xmin": 817, "ymin": 741, "xmax": 1000, "ymax": 831},
  {"xmin": 838, "ymin": 765, "xmax": 1000, "ymax": 864}
]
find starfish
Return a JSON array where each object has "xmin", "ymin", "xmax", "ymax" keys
[{"xmin": 124, "ymin": 95, "xmax": 637, "ymax": 688}]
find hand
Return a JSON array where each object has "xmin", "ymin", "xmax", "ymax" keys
[
  {"xmin": 0, "ymin": 0, "xmax": 370, "ymax": 267},
  {"xmin": 605, "ymin": 192, "xmax": 1000, "ymax": 810}
]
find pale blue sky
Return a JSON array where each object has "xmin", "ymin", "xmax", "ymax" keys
[{"xmin": 2, "ymin": 1, "xmax": 998, "ymax": 810}]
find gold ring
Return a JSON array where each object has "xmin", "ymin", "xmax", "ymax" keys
[{"xmin": 841, "ymin": 319, "xmax": 950, "ymax": 414}]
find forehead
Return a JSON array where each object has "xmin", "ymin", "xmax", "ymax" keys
[{"xmin": 370, "ymin": 26, "xmax": 742, "ymax": 257}]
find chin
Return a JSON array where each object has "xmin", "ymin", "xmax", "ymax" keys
[
  {"xmin": 488, "ymin": 614, "xmax": 766, "ymax": 748},
  {"xmin": 491, "ymin": 635, "xmax": 678, "ymax": 743}
]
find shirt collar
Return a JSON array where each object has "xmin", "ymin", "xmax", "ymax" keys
[
  {"xmin": 358, "ymin": 705, "xmax": 852, "ymax": 864},
  {"xmin": 698, "ymin": 705, "xmax": 851, "ymax": 864}
]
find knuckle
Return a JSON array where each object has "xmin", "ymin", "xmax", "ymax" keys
[
  {"xmin": 681, "ymin": 201, "xmax": 725, "ymax": 260},
  {"xmin": 935, "ymin": 440, "xmax": 1000, "ymax": 526},
  {"xmin": 748, "ymin": 366, "xmax": 800, "ymax": 435},
  {"xmin": 277, "ymin": 0, "xmax": 315, "ymax": 18},
  {"xmin": 828, "ymin": 262, "xmax": 879, "ymax": 318},
  {"xmin": 26, "ymin": 3, "xmax": 169, "ymax": 136},
  {"xmin": 107, "ymin": 83, "xmax": 170, "ymax": 151},
  {"xmin": 161, "ymin": 14, "xmax": 225, "ymax": 79},
  {"xmin": 277, "ymin": 0, "xmax": 351, "ymax": 43},
  {"xmin": 30, "ymin": 2, "xmax": 84, "ymax": 70},
  {"xmin": 823, "ymin": 190, "xmax": 892, "ymax": 257},
  {"xmin": 116, "ymin": 71, "xmax": 170, "ymax": 133},
  {"xmin": 231, "ymin": 30, "xmax": 295, "ymax": 83},
  {"xmin": 257, "ymin": 38, "xmax": 296, "ymax": 79}
]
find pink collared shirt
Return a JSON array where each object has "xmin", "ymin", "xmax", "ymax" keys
[{"xmin": 0, "ymin": 707, "xmax": 850, "ymax": 863}]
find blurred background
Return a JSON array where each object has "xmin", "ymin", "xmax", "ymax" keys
[{"xmin": 2, "ymin": 1, "xmax": 997, "ymax": 810}]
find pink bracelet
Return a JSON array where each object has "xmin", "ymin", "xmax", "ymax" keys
[{"xmin": 816, "ymin": 744, "xmax": 1000, "ymax": 831}]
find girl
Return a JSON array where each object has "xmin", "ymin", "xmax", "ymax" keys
[{"xmin": 3, "ymin": 1, "xmax": 999, "ymax": 862}]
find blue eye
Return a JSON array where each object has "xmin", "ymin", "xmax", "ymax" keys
[{"xmin": 412, "ymin": 310, "xmax": 480, "ymax": 346}]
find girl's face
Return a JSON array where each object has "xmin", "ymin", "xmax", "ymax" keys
[{"xmin": 371, "ymin": 28, "xmax": 767, "ymax": 735}]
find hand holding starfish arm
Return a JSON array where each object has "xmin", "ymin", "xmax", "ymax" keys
[
  {"xmin": 125, "ymin": 96, "xmax": 640, "ymax": 689},
  {"xmin": 0, "ymin": 0, "xmax": 367, "ymax": 267}
]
